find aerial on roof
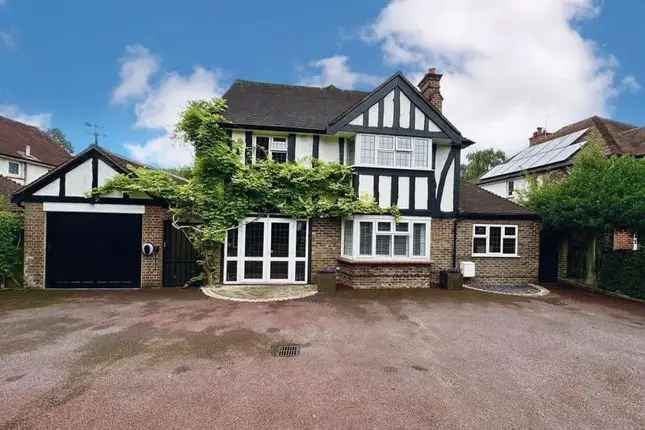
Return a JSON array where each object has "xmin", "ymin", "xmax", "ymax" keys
[{"xmin": 0, "ymin": 115, "xmax": 72, "ymax": 166}]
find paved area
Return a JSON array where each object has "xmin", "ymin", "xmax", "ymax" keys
[
  {"xmin": 1, "ymin": 285, "xmax": 644, "ymax": 429},
  {"xmin": 202, "ymin": 284, "xmax": 318, "ymax": 302}
]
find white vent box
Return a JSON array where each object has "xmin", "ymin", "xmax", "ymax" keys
[{"xmin": 460, "ymin": 261, "xmax": 476, "ymax": 278}]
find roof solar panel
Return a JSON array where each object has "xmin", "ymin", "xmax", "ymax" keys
[{"xmin": 480, "ymin": 128, "xmax": 589, "ymax": 180}]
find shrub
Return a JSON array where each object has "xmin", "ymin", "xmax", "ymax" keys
[
  {"xmin": 0, "ymin": 210, "xmax": 23, "ymax": 287},
  {"xmin": 599, "ymin": 248, "xmax": 645, "ymax": 299}
]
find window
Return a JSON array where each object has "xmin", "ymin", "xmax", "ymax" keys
[
  {"xmin": 357, "ymin": 134, "xmax": 430, "ymax": 169},
  {"xmin": 270, "ymin": 137, "xmax": 288, "ymax": 163},
  {"xmin": 344, "ymin": 216, "xmax": 429, "ymax": 260},
  {"xmin": 8, "ymin": 161, "xmax": 20, "ymax": 176},
  {"xmin": 472, "ymin": 224, "xmax": 518, "ymax": 256},
  {"xmin": 255, "ymin": 136, "xmax": 288, "ymax": 163},
  {"xmin": 507, "ymin": 180, "xmax": 515, "ymax": 197}
]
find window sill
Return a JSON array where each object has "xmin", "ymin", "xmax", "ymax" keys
[
  {"xmin": 471, "ymin": 254, "xmax": 520, "ymax": 258},
  {"xmin": 337, "ymin": 256, "xmax": 432, "ymax": 266}
]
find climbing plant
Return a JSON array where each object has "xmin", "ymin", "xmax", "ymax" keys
[{"xmin": 95, "ymin": 98, "xmax": 394, "ymax": 283}]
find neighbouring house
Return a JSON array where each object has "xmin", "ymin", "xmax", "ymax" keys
[
  {"xmin": 12, "ymin": 69, "xmax": 541, "ymax": 289},
  {"xmin": 0, "ymin": 115, "xmax": 72, "ymax": 186},
  {"xmin": 478, "ymin": 116, "xmax": 644, "ymax": 285}
]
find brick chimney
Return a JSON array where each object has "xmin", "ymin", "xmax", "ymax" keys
[
  {"xmin": 529, "ymin": 127, "xmax": 552, "ymax": 146},
  {"xmin": 418, "ymin": 68, "xmax": 443, "ymax": 113}
]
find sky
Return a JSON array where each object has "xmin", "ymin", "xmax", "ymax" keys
[{"xmin": 1, "ymin": 0, "xmax": 643, "ymax": 167}]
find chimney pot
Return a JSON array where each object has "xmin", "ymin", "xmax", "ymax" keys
[
  {"xmin": 529, "ymin": 127, "xmax": 551, "ymax": 146},
  {"xmin": 418, "ymin": 67, "xmax": 444, "ymax": 113}
]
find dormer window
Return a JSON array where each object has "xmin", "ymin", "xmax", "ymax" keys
[
  {"xmin": 8, "ymin": 161, "xmax": 21, "ymax": 176},
  {"xmin": 357, "ymin": 133, "xmax": 431, "ymax": 169}
]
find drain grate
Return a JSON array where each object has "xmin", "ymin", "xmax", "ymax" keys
[{"xmin": 271, "ymin": 343, "xmax": 301, "ymax": 358}]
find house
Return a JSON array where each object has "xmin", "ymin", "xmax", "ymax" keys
[
  {"xmin": 479, "ymin": 116, "xmax": 644, "ymax": 284},
  {"xmin": 220, "ymin": 69, "xmax": 540, "ymax": 288},
  {"xmin": 13, "ymin": 68, "xmax": 541, "ymax": 289},
  {"xmin": 0, "ymin": 115, "xmax": 72, "ymax": 185}
]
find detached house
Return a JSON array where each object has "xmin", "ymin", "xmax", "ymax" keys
[
  {"xmin": 220, "ymin": 69, "xmax": 540, "ymax": 288},
  {"xmin": 479, "ymin": 116, "xmax": 644, "ymax": 284},
  {"xmin": 13, "ymin": 68, "xmax": 541, "ymax": 289}
]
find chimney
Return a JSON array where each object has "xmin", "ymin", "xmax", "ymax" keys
[
  {"xmin": 25, "ymin": 145, "xmax": 31, "ymax": 157},
  {"xmin": 418, "ymin": 68, "xmax": 444, "ymax": 113},
  {"xmin": 529, "ymin": 127, "xmax": 552, "ymax": 146}
]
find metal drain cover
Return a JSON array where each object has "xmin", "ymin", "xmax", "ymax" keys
[{"xmin": 271, "ymin": 343, "xmax": 300, "ymax": 358}]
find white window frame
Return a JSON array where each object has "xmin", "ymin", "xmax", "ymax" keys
[
  {"xmin": 472, "ymin": 224, "xmax": 519, "ymax": 257},
  {"xmin": 7, "ymin": 161, "xmax": 21, "ymax": 177},
  {"xmin": 254, "ymin": 135, "xmax": 288, "ymax": 163},
  {"xmin": 355, "ymin": 133, "xmax": 431, "ymax": 170},
  {"xmin": 341, "ymin": 215, "xmax": 431, "ymax": 262},
  {"xmin": 223, "ymin": 217, "xmax": 308, "ymax": 284}
]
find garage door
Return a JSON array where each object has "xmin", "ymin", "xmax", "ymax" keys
[{"xmin": 46, "ymin": 212, "xmax": 142, "ymax": 288}]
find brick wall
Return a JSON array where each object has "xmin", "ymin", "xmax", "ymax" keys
[
  {"xmin": 141, "ymin": 205, "xmax": 167, "ymax": 288},
  {"xmin": 310, "ymin": 217, "xmax": 341, "ymax": 276},
  {"xmin": 429, "ymin": 218, "xmax": 455, "ymax": 285},
  {"xmin": 456, "ymin": 219, "xmax": 540, "ymax": 285},
  {"xmin": 23, "ymin": 202, "xmax": 45, "ymax": 289},
  {"xmin": 337, "ymin": 260, "xmax": 432, "ymax": 289},
  {"xmin": 613, "ymin": 229, "xmax": 635, "ymax": 251}
]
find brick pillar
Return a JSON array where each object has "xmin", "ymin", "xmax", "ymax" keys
[
  {"xmin": 23, "ymin": 202, "xmax": 46, "ymax": 289},
  {"xmin": 310, "ymin": 217, "xmax": 341, "ymax": 275},
  {"xmin": 141, "ymin": 205, "xmax": 167, "ymax": 288}
]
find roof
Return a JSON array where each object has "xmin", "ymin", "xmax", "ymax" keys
[
  {"xmin": 614, "ymin": 127, "xmax": 645, "ymax": 156},
  {"xmin": 459, "ymin": 182, "xmax": 538, "ymax": 219},
  {"xmin": 223, "ymin": 80, "xmax": 368, "ymax": 132},
  {"xmin": 0, "ymin": 115, "xmax": 73, "ymax": 166}
]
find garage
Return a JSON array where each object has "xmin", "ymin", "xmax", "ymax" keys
[
  {"xmin": 13, "ymin": 145, "xmax": 170, "ymax": 289},
  {"xmin": 46, "ymin": 212, "xmax": 142, "ymax": 288}
]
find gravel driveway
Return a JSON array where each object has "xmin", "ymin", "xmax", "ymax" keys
[{"xmin": 1, "ymin": 285, "xmax": 644, "ymax": 429}]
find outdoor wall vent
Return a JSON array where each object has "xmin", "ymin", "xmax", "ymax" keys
[{"xmin": 460, "ymin": 261, "xmax": 476, "ymax": 278}]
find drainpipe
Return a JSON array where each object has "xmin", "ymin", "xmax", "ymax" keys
[{"xmin": 452, "ymin": 218, "xmax": 460, "ymax": 270}]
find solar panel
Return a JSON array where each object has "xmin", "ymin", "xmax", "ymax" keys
[{"xmin": 480, "ymin": 128, "xmax": 588, "ymax": 180}]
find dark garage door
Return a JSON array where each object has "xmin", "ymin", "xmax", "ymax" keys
[{"xmin": 46, "ymin": 212, "xmax": 142, "ymax": 288}]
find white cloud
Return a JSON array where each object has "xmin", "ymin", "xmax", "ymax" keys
[
  {"xmin": 0, "ymin": 104, "xmax": 51, "ymax": 129},
  {"xmin": 367, "ymin": 0, "xmax": 622, "ymax": 155},
  {"xmin": 111, "ymin": 45, "xmax": 160, "ymax": 104},
  {"xmin": 621, "ymin": 75, "xmax": 641, "ymax": 94},
  {"xmin": 299, "ymin": 55, "xmax": 382, "ymax": 89},
  {"xmin": 112, "ymin": 45, "xmax": 224, "ymax": 167}
]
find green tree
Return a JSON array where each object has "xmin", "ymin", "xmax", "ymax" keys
[
  {"xmin": 521, "ymin": 140, "xmax": 645, "ymax": 235},
  {"xmin": 462, "ymin": 148, "xmax": 507, "ymax": 183},
  {"xmin": 0, "ymin": 201, "xmax": 23, "ymax": 287},
  {"xmin": 95, "ymin": 98, "xmax": 390, "ymax": 283},
  {"xmin": 47, "ymin": 128, "xmax": 73, "ymax": 153}
]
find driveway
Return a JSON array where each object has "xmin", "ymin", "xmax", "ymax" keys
[{"xmin": 1, "ymin": 286, "xmax": 644, "ymax": 429}]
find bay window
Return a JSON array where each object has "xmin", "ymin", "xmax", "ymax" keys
[
  {"xmin": 472, "ymin": 224, "xmax": 518, "ymax": 257},
  {"xmin": 357, "ymin": 134, "xmax": 430, "ymax": 169},
  {"xmin": 342, "ymin": 216, "xmax": 430, "ymax": 260}
]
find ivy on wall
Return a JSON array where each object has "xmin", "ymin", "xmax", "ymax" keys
[{"xmin": 95, "ymin": 99, "xmax": 396, "ymax": 283}]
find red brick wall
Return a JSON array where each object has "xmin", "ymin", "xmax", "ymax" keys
[
  {"xmin": 310, "ymin": 217, "xmax": 341, "ymax": 276},
  {"xmin": 141, "ymin": 205, "xmax": 167, "ymax": 288},
  {"xmin": 613, "ymin": 230, "xmax": 635, "ymax": 251},
  {"xmin": 23, "ymin": 202, "xmax": 45, "ymax": 289},
  {"xmin": 337, "ymin": 259, "xmax": 432, "ymax": 289},
  {"xmin": 456, "ymin": 219, "xmax": 540, "ymax": 285},
  {"xmin": 429, "ymin": 218, "xmax": 456, "ymax": 285}
]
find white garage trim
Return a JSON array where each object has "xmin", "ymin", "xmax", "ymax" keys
[{"xmin": 43, "ymin": 202, "xmax": 146, "ymax": 214}]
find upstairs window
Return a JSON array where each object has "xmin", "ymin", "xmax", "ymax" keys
[
  {"xmin": 255, "ymin": 136, "xmax": 288, "ymax": 163},
  {"xmin": 270, "ymin": 137, "xmax": 288, "ymax": 163},
  {"xmin": 8, "ymin": 161, "xmax": 20, "ymax": 176},
  {"xmin": 357, "ymin": 134, "xmax": 430, "ymax": 169},
  {"xmin": 507, "ymin": 180, "xmax": 515, "ymax": 197},
  {"xmin": 472, "ymin": 224, "xmax": 518, "ymax": 257}
]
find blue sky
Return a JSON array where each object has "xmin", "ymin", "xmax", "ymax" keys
[{"xmin": 1, "ymin": 0, "xmax": 643, "ymax": 166}]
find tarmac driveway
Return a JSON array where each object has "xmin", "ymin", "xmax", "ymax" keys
[{"xmin": 1, "ymin": 285, "xmax": 644, "ymax": 429}]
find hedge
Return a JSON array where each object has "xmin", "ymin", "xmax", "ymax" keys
[{"xmin": 599, "ymin": 248, "xmax": 645, "ymax": 299}]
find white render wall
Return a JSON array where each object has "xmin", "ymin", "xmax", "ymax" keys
[
  {"xmin": 0, "ymin": 156, "xmax": 51, "ymax": 185},
  {"xmin": 481, "ymin": 176, "xmax": 529, "ymax": 200}
]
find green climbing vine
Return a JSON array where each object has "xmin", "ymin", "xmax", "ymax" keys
[{"xmin": 94, "ymin": 98, "xmax": 396, "ymax": 283}]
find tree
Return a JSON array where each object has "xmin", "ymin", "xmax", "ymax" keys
[
  {"xmin": 0, "ymin": 198, "xmax": 23, "ymax": 287},
  {"xmin": 95, "ymin": 98, "xmax": 390, "ymax": 284},
  {"xmin": 462, "ymin": 148, "xmax": 506, "ymax": 183},
  {"xmin": 521, "ymin": 140, "xmax": 645, "ymax": 235},
  {"xmin": 47, "ymin": 128, "xmax": 73, "ymax": 153}
]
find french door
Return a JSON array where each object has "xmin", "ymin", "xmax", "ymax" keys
[{"xmin": 224, "ymin": 218, "xmax": 308, "ymax": 284}]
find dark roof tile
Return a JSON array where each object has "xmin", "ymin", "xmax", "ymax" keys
[
  {"xmin": 459, "ymin": 182, "xmax": 537, "ymax": 218},
  {"xmin": 0, "ymin": 115, "xmax": 73, "ymax": 166}
]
